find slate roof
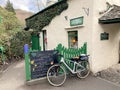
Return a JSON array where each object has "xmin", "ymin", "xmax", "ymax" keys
[
  {"xmin": 25, "ymin": 0, "xmax": 68, "ymax": 31},
  {"xmin": 99, "ymin": 5, "xmax": 120, "ymax": 24}
]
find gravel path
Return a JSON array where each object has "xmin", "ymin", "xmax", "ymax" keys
[{"xmin": 0, "ymin": 61, "xmax": 120, "ymax": 90}]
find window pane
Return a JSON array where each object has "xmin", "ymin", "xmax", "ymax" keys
[{"xmin": 68, "ymin": 31, "xmax": 78, "ymax": 48}]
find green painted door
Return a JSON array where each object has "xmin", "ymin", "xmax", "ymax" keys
[{"xmin": 31, "ymin": 34, "xmax": 40, "ymax": 50}]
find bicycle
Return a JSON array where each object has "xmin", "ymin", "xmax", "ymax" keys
[{"xmin": 47, "ymin": 51, "xmax": 90, "ymax": 87}]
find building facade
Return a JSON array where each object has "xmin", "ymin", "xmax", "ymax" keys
[{"xmin": 25, "ymin": 0, "xmax": 120, "ymax": 73}]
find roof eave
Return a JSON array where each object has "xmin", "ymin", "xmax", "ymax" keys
[{"xmin": 99, "ymin": 18, "xmax": 120, "ymax": 24}]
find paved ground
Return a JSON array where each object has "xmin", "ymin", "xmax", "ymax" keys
[
  {"xmin": 0, "ymin": 60, "xmax": 120, "ymax": 90},
  {"xmin": 99, "ymin": 64, "xmax": 120, "ymax": 85}
]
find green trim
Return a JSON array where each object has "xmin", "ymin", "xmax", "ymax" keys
[
  {"xmin": 55, "ymin": 42, "xmax": 87, "ymax": 59},
  {"xmin": 25, "ymin": 53, "xmax": 31, "ymax": 81},
  {"xmin": 99, "ymin": 18, "xmax": 120, "ymax": 24},
  {"xmin": 68, "ymin": 32, "xmax": 70, "ymax": 48}
]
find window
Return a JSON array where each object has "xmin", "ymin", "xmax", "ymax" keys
[{"xmin": 68, "ymin": 31, "xmax": 78, "ymax": 48}]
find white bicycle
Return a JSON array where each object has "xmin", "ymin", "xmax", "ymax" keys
[{"xmin": 47, "ymin": 52, "xmax": 90, "ymax": 87}]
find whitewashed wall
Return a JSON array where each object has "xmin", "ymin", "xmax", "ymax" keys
[
  {"xmin": 43, "ymin": 0, "xmax": 93, "ymax": 53},
  {"xmin": 42, "ymin": 0, "xmax": 120, "ymax": 73},
  {"xmin": 92, "ymin": 0, "xmax": 120, "ymax": 73}
]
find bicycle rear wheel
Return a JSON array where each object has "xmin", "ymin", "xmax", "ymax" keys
[
  {"xmin": 47, "ymin": 64, "xmax": 66, "ymax": 87},
  {"xmin": 76, "ymin": 61, "xmax": 90, "ymax": 79}
]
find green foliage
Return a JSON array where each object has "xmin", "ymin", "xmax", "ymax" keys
[
  {"xmin": 5, "ymin": 0, "xmax": 15, "ymax": 14},
  {"xmin": 0, "ymin": 6, "xmax": 21, "ymax": 30},
  {"xmin": 26, "ymin": 0, "xmax": 68, "ymax": 31},
  {"xmin": 9, "ymin": 31, "xmax": 32, "ymax": 59},
  {"xmin": 3, "ymin": 12, "xmax": 20, "ymax": 30},
  {"xmin": 0, "ymin": 6, "xmax": 24, "ymax": 60}
]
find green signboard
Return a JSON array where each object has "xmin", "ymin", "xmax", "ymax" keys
[
  {"xmin": 70, "ymin": 16, "xmax": 84, "ymax": 26},
  {"xmin": 100, "ymin": 32, "xmax": 109, "ymax": 40}
]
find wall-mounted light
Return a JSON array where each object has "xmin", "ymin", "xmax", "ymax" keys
[{"xmin": 72, "ymin": 39, "xmax": 76, "ymax": 43}]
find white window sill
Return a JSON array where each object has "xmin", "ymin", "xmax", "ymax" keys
[{"xmin": 65, "ymin": 25, "xmax": 84, "ymax": 30}]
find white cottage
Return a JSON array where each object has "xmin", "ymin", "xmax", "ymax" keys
[{"xmin": 25, "ymin": 0, "xmax": 120, "ymax": 73}]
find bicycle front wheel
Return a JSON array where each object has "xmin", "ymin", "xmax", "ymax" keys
[
  {"xmin": 76, "ymin": 61, "xmax": 90, "ymax": 79},
  {"xmin": 47, "ymin": 64, "xmax": 66, "ymax": 87}
]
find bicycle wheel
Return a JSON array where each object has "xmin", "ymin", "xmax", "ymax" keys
[
  {"xmin": 76, "ymin": 61, "xmax": 90, "ymax": 79},
  {"xmin": 47, "ymin": 64, "xmax": 66, "ymax": 87}
]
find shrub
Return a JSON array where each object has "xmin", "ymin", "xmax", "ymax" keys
[{"xmin": 9, "ymin": 31, "xmax": 31, "ymax": 60}]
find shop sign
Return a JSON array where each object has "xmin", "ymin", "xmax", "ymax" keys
[
  {"xmin": 100, "ymin": 32, "xmax": 109, "ymax": 40},
  {"xmin": 30, "ymin": 50, "xmax": 56, "ymax": 79},
  {"xmin": 70, "ymin": 16, "xmax": 83, "ymax": 26}
]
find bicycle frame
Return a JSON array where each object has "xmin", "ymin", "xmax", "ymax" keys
[{"xmin": 60, "ymin": 57, "xmax": 85, "ymax": 74}]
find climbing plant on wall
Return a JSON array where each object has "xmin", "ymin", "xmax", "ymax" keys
[{"xmin": 26, "ymin": 0, "xmax": 68, "ymax": 31}]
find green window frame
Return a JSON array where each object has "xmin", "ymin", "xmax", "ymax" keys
[{"xmin": 68, "ymin": 31, "xmax": 78, "ymax": 48}]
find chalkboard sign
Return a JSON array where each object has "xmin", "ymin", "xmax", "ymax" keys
[{"xmin": 30, "ymin": 50, "xmax": 57, "ymax": 79}]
